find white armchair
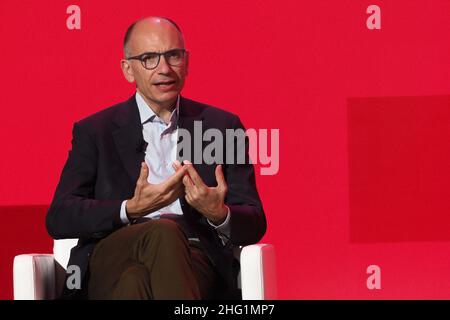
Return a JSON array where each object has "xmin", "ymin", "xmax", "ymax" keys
[{"xmin": 13, "ymin": 239, "xmax": 276, "ymax": 300}]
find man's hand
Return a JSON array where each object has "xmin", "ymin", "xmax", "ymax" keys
[
  {"xmin": 175, "ymin": 160, "xmax": 228, "ymax": 225},
  {"xmin": 126, "ymin": 162, "xmax": 188, "ymax": 219}
]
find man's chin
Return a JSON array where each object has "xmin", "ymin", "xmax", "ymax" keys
[{"xmin": 148, "ymin": 92, "xmax": 179, "ymax": 106}]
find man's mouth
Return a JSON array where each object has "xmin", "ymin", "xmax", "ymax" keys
[
  {"xmin": 154, "ymin": 80, "xmax": 176, "ymax": 86},
  {"xmin": 153, "ymin": 80, "xmax": 177, "ymax": 92}
]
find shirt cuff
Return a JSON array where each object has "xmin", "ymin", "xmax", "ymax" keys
[
  {"xmin": 120, "ymin": 200, "xmax": 130, "ymax": 225},
  {"xmin": 207, "ymin": 206, "xmax": 230, "ymax": 229},
  {"xmin": 207, "ymin": 206, "xmax": 231, "ymax": 245}
]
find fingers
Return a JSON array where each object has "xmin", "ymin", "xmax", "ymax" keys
[
  {"xmin": 183, "ymin": 174, "xmax": 194, "ymax": 188},
  {"xmin": 165, "ymin": 164, "xmax": 188, "ymax": 188},
  {"xmin": 185, "ymin": 192, "xmax": 194, "ymax": 205},
  {"xmin": 133, "ymin": 162, "xmax": 149, "ymax": 201},
  {"xmin": 172, "ymin": 160, "xmax": 182, "ymax": 171},
  {"xmin": 137, "ymin": 162, "xmax": 149, "ymax": 187},
  {"xmin": 183, "ymin": 160, "xmax": 204, "ymax": 187},
  {"xmin": 215, "ymin": 165, "xmax": 227, "ymax": 190}
]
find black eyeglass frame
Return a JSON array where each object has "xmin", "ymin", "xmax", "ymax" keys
[{"xmin": 126, "ymin": 48, "xmax": 187, "ymax": 70}]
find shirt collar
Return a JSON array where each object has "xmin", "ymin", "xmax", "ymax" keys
[{"xmin": 135, "ymin": 91, "xmax": 180, "ymax": 126}]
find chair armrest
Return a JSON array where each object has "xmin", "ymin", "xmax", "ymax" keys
[
  {"xmin": 239, "ymin": 244, "xmax": 277, "ymax": 300},
  {"xmin": 13, "ymin": 254, "xmax": 56, "ymax": 300}
]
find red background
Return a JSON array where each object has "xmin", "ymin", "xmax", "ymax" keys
[{"xmin": 1, "ymin": 0, "xmax": 450, "ymax": 299}]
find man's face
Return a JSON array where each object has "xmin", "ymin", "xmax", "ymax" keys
[{"xmin": 122, "ymin": 20, "xmax": 188, "ymax": 108}]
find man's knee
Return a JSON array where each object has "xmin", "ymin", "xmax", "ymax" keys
[
  {"xmin": 138, "ymin": 218, "xmax": 188, "ymax": 246},
  {"xmin": 117, "ymin": 264, "xmax": 149, "ymax": 285},
  {"xmin": 113, "ymin": 264, "xmax": 152, "ymax": 299}
]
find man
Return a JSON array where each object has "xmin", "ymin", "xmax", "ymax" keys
[{"xmin": 46, "ymin": 16, "xmax": 266, "ymax": 299}]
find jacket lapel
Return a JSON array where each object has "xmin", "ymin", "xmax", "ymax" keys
[
  {"xmin": 112, "ymin": 94, "xmax": 146, "ymax": 185},
  {"xmin": 177, "ymin": 96, "xmax": 205, "ymax": 163}
]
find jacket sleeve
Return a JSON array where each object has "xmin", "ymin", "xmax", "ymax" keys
[
  {"xmin": 225, "ymin": 115, "xmax": 267, "ymax": 246},
  {"xmin": 46, "ymin": 122, "xmax": 123, "ymax": 240}
]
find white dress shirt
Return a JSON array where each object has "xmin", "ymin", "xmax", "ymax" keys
[{"xmin": 119, "ymin": 92, "xmax": 230, "ymax": 244}]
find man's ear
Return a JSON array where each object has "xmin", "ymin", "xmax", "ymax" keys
[{"xmin": 121, "ymin": 59, "xmax": 135, "ymax": 83}]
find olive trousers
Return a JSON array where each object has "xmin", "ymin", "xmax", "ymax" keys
[{"xmin": 87, "ymin": 218, "xmax": 223, "ymax": 300}]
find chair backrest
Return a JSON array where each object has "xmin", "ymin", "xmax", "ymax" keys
[{"xmin": 53, "ymin": 239, "xmax": 78, "ymax": 269}]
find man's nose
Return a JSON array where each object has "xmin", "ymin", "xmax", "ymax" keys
[{"xmin": 156, "ymin": 55, "xmax": 171, "ymax": 74}]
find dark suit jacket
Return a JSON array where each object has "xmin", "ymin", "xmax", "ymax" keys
[{"xmin": 46, "ymin": 94, "xmax": 266, "ymax": 299}]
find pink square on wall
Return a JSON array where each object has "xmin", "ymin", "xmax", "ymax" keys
[{"xmin": 348, "ymin": 95, "xmax": 450, "ymax": 243}]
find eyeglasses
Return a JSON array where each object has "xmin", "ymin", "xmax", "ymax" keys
[{"xmin": 126, "ymin": 48, "xmax": 187, "ymax": 70}]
